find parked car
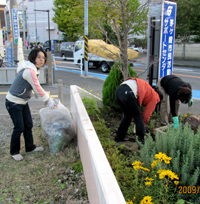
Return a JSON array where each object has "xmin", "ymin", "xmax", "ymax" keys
[
  {"xmin": 43, "ymin": 40, "xmax": 61, "ymax": 52},
  {"xmin": 60, "ymin": 42, "xmax": 75, "ymax": 59},
  {"xmin": 129, "ymin": 46, "xmax": 144, "ymax": 53}
]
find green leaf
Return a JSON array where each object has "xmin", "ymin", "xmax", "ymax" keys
[
  {"xmin": 15, "ymin": 197, "xmax": 21, "ymax": 202},
  {"xmin": 175, "ymin": 199, "xmax": 193, "ymax": 204}
]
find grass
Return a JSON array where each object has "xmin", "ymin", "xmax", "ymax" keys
[{"xmin": 0, "ymin": 115, "xmax": 88, "ymax": 204}]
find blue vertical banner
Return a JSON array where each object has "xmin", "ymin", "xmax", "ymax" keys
[
  {"xmin": 51, "ymin": 40, "xmax": 54, "ymax": 52},
  {"xmin": 12, "ymin": 9, "xmax": 19, "ymax": 44},
  {"xmin": 159, "ymin": 1, "xmax": 177, "ymax": 79},
  {"xmin": 6, "ymin": 41, "xmax": 14, "ymax": 67}
]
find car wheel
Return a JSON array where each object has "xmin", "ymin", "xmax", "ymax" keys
[
  {"xmin": 62, "ymin": 54, "xmax": 66, "ymax": 60},
  {"xmin": 101, "ymin": 62, "xmax": 109, "ymax": 73}
]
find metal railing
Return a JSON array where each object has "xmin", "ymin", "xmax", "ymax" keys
[
  {"xmin": 0, "ymin": 67, "xmax": 17, "ymax": 84},
  {"xmin": 52, "ymin": 56, "xmax": 83, "ymax": 75}
]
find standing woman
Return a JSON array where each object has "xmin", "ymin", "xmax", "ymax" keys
[{"xmin": 5, "ymin": 48, "xmax": 56, "ymax": 161}]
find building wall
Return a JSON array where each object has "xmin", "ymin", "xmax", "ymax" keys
[
  {"xmin": 4, "ymin": 0, "xmax": 59, "ymax": 44},
  {"xmin": 26, "ymin": 0, "xmax": 59, "ymax": 44}
]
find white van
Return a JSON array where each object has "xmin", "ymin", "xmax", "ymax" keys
[{"xmin": 74, "ymin": 40, "xmax": 115, "ymax": 73}]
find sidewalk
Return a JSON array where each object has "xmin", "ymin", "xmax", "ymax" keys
[{"xmin": 136, "ymin": 53, "xmax": 200, "ymax": 68}]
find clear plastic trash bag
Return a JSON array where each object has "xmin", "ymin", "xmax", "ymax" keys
[{"xmin": 39, "ymin": 99, "xmax": 75, "ymax": 154}]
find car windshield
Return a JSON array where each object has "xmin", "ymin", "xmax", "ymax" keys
[{"xmin": 75, "ymin": 41, "xmax": 83, "ymax": 52}]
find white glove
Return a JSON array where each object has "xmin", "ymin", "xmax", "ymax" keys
[{"xmin": 47, "ymin": 98, "xmax": 56, "ymax": 108}]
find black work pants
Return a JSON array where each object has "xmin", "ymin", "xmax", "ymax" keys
[
  {"xmin": 115, "ymin": 84, "xmax": 145, "ymax": 142},
  {"xmin": 5, "ymin": 99, "xmax": 36, "ymax": 155}
]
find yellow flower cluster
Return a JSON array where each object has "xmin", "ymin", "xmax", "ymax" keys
[
  {"xmin": 126, "ymin": 200, "xmax": 133, "ymax": 204},
  {"xmin": 132, "ymin": 161, "xmax": 150, "ymax": 171},
  {"xmin": 140, "ymin": 196, "xmax": 154, "ymax": 204},
  {"xmin": 145, "ymin": 181, "xmax": 152, "ymax": 186},
  {"xmin": 145, "ymin": 177, "xmax": 154, "ymax": 181},
  {"xmin": 157, "ymin": 169, "xmax": 179, "ymax": 180},
  {"xmin": 151, "ymin": 160, "xmax": 158, "ymax": 168},
  {"xmin": 154, "ymin": 152, "xmax": 172, "ymax": 164},
  {"xmin": 145, "ymin": 177, "xmax": 154, "ymax": 186},
  {"xmin": 132, "ymin": 161, "xmax": 143, "ymax": 166}
]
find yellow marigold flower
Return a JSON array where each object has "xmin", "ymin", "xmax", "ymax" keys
[
  {"xmin": 83, "ymin": 88, "xmax": 85, "ymax": 91},
  {"xmin": 164, "ymin": 159, "xmax": 171, "ymax": 164},
  {"xmin": 145, "ymin": 177, "xmax": 154, "ymax": 181},
  {"xmin": 157, "ymin": 169, "xmax": 179, "ymax": 180},
  {"xmin": 90, "ymin": 90, "xmax": 93, "ymax": 92},
  {"xmin": 132, "ymin": 161, "xmax": 143, "ymax": 166},
  {"xmin": 151, "ymin": 160, "xmax": 158, "ymax": 168},
  {"xmin": 140, "ymin": 167, "xmax": 150, "ymax": 171},
  {"xmin": 145, "ymin": 181, "xmax": 152, "ymax": 186},
  {"xmin": 174, "ymin": 181, "xmax": 179, "ymax": 185},
  {"xmin": 154, "ymin": 175, "xmax": 157, "ymax": 177},
  {"xmin": 140, "ymin": 196, "xmax": 154, "ymax": 204},
  {"xmin": 126, "ymin": 200, "xmax": 134, "ymax": 204},
  {"xmin": 97, "ymin": 93, "xmax": 100, "ymax": 96},
  {"xmin": 133, "ymin": 165, "xmax": 141, "ymax": 170},
  {"xmin": 154, "ymin": 152, "xmax": 172, "ymax": 164},
  {"xmin": 132, "ymin": 161, "xmax": 150, "ymax": 171}
]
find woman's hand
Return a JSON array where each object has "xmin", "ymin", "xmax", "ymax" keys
[{"xmin": 47, "ymin": 98, "xmax": 56, "ymax": 109}]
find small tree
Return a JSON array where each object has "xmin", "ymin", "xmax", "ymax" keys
[
  {"xmin": 92, "ymin": 0, "xmax": 149, "ymax": 79},
  {"xmin": 102, "ymin": 61, "xmax": 137, "ymax": 110}
]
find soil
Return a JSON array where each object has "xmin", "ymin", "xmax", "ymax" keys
[
  {"xmin": 91, "ymin": 107, "xmax": 163, "ymax": 152},
  {"xmin": 100, "ymin": 107, "xmax": 161, "ymax": 137}
]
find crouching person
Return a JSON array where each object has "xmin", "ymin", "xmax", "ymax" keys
[
  {"xmin": 115, "ymin": 78, "xmax": 163, "ymax": 144},
  {"xmin": 5, "ymin": 48, "xmax": 56, "ymax": 161},
  {"xmin": 157, "ymin": 74, "xmax": 193, "ymax": 129}
]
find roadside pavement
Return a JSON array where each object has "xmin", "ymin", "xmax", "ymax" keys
[{"xmin": 136, "ymin": 52, "xmax": 200, "ymax": 68}]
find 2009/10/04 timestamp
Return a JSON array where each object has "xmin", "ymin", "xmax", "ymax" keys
[{"xmin": 178, "ymin": 186, "xmax": 200, "ymax": 194}]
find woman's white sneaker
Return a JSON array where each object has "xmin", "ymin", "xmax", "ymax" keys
[
  {"xmin": 12, "ymin": 154, "xmax": 23, "ymax": 161},
  {"xmin": 31, "ymin": 147, "xmax": 44, "ymax": 152}
]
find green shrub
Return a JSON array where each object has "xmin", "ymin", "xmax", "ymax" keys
[
  {"xmin": 82, "ymin": 96, "xmax": 100, "ymax": 116},
  {"xmin": 102, "ymin": 62, "xmax": 137, "ymax": 110},
  {"xmin": 138, "ymin": 123, "xmax": 200, "ymax": 203}
]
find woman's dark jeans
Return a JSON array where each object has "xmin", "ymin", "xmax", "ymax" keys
[
  {"xmin": 5, "ymin": 99, "xmax": 36, "ymax": 155},
  {"xmin": 115, "ymin": 84, "xmax": 145, "ymax": 142}
]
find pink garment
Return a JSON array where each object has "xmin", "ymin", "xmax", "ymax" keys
[
  {"xmin": 25, "ymin": 40, "xmax": 29, "ymax": 47},
  {"xmin": 30, "ymin": 69, "xmax": 46, "ymax": 97}
]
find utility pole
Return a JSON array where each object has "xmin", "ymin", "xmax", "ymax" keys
[
  {"xmin": 34, "ymin": 0, "xmax": 37, "ymax": 45},
  {"xmin": 22, "ymin": 0, "xmax": 26, "ymax": 48},
  {"xmin": 10, "ymin": 0, "xmax": 18, "ymax": 61},
  {"xmin": 34, "ymin": 9, "xmax": 51, "ymax": 51},
  {"xmin": 84, "ymin": 0, "xmax": 88, "ymax": 77},
  {"xmin": 47, "ymin": 10, "xmax": 51, "ymax": 51}
]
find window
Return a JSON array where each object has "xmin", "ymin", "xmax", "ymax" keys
[{"xmin": 75, "ymin": 42, "xmax": 83, "ymax": 52}]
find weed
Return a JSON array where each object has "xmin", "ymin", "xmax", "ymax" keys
[{"xmin": 0, "ymin": 115, "xmax": 88, "ymax": 203}]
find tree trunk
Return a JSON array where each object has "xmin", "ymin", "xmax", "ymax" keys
[{"xmin": 121, "ymin": 2, "xmax": 129, "ymax": 80}]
